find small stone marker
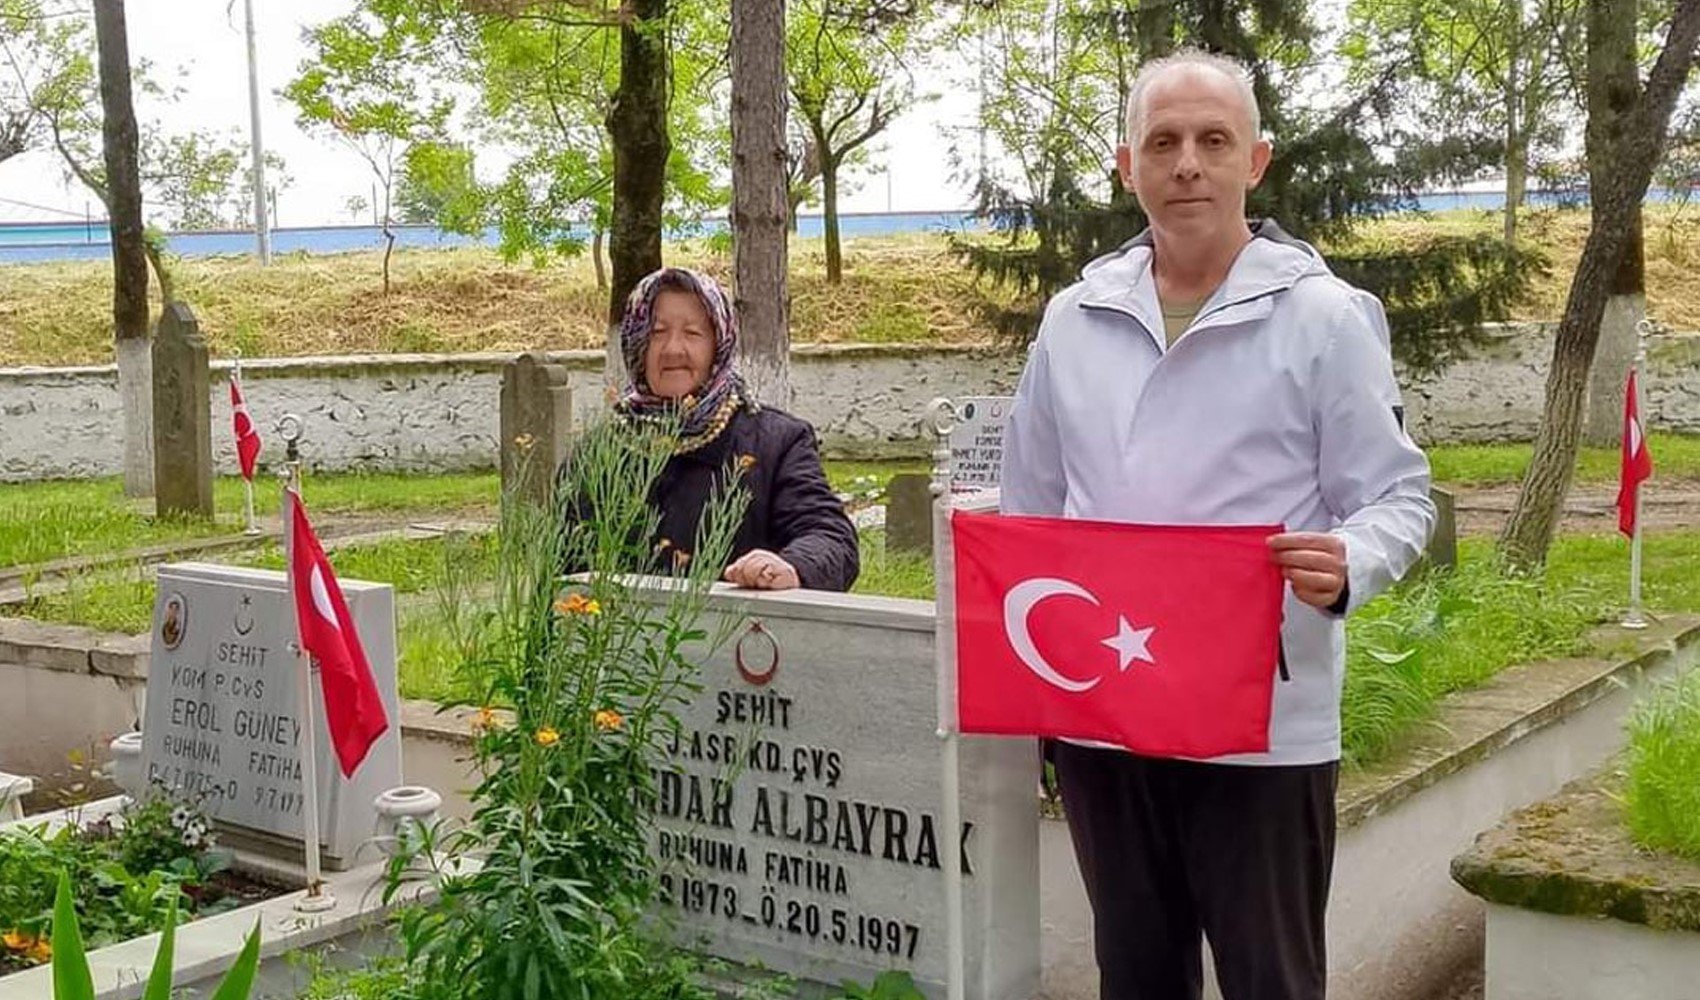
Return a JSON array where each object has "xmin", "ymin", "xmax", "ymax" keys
[
  {"xmin": 500, "ymin": 352, "xmax": 574, "ymax": 506},
  {"xmin": 151, "ymin": 303, "xmax": 214, "ymax": 518},
  {"xmin": 649, "ymin": 586, "xmax": 1041, "ymax": 998},
  {"xmin": 948, "ymin": 396, "xmax": 1012, "ymax": 493},
  {"xmin": 1427, "ymin": 486, "xmax": 1457, "ymax": 570},
  {"xmin": 139, "ymin": 562, "xmax": 403, "ymax": 869},
  {"xmin": 885, "ymin": 473, "xmax": 934, "ymax": 557}
]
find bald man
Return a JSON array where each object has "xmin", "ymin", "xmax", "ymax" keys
[{"xmin": 1000, "ymin": 51, "xmax": 1434, "ymax": 1000}]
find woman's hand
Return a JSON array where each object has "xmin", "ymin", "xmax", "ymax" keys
[{"xmin": 724, "ymin": 549, "xmax": 801, "ymax": 590}]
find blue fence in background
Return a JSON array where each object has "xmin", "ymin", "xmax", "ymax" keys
[{"xmin": 0, "ymin": 190, "xmax": 1670, "ymax": 266}]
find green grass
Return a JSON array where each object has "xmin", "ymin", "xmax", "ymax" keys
[
  {"xmin": 0, "ymin": 479, "xmax": 236, "ymax": 569},
  {"xmin": 256, "ymin": 471, "xmax": 498, "ymax": 514},
  {"xmin": 851, "ymin": 530, "xmax": 934, "ymax": 601},
  {"xmin": 0, "ymin": 472, "xmax": 499, "ymax": 570},
  {"xmin": 1340, "ymin": 531, "xmax": 1700, "ymax": 766},
  {"xmin": 1624, "ymin": 669, "xmax": 1700, "ymax": 859},
  {"xmin": 3, "ymin": 560, "xmax": 159, "ymax": 634},
  {"xmin": 823, "ymin": 460, "xmax": 928, "ymax": 493},
  {"xmin": 1426, "ymin": 432, "xmax": 1700, "ymax": 485},
  {"xmin": 3, "ymin": 532, "xmax": 492, "ymax": 643}
]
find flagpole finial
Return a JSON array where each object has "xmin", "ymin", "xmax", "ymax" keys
[
  {"xmin": 276, "ymin": 412, "xmax": 303, "ymax": 450},
  {"xmin": 926, "ymin": 398, "xmax": 959, "ymax": 500}
]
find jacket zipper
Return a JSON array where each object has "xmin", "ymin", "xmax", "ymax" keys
[
  {"xmin": 1078, "ymin": 290, "xmax": 1282, "ymax": 364},
  {"xmin": 1079, "ymin": 293, "xmax": 1296, "ymax": 687}
]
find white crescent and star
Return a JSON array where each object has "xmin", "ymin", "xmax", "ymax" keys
[
  {"xmin": 1001, "ymin": 577, "xmax": 1157, "ymax": 693},
  {"xmin": 308, "ymin": 565, "xmax": 341, "ymax": 630}
]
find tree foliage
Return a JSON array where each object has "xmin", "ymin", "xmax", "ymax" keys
[
  {"xmin": 1342, "ymin": 0, "xmax": 1586, "ymax": 241},
  {"xmin": 787, "ymin": 0, "xmax": 932, "ymax": 281},
  {"xmin": 289, "ymin": 0, "xmax": 730, "ymax": 271},
  {"xmin": 950, "ymin": 0, "xmax": 1541, "ymax": 378},
  {"xmin": 0, "ymin": 0, "xmax": 287, "ymax": 233}
]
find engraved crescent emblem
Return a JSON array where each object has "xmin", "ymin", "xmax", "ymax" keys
[{"xmin": 735, "ymin": 621, "xmax": 779, "ymax": 687}]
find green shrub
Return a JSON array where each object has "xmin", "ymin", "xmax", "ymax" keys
[
  {"xmin": 388, "ymin": 417, "xmax": 751, "ymax": 1000},
  {"xmin": 1624, "ymin": 669, "xmax": 1700, "ymax": 859}
]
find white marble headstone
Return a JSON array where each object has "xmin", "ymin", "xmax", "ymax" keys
[
  {"xmin": 948, "ymin": 396, "xmax": 1012, "ymax": 493},
  {"xmin": 648, "ymin": 583, "xmax": 1040, "ymax": 1000},
  {"xmin": 140, "ymin": 562, "xmax": 402, "ymax": 869}
]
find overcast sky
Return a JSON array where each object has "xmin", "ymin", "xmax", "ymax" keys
[{"xmin": 0, "ymin": 0, "xmax": 984, "ymax": 229}]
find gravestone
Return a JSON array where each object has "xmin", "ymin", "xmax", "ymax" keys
[
  {"xmin": 647, "ymin": 584, "xmax": 1041, "ymax": 999},
  {"xmin": 152, "ymin": 303, "xmax": 214, "ymax": 518},
  {"xmin": 885, "ymin": 473, "xmax": 934, "ymax": 557},
  {"xmin": 948, "ymin": 396, "xmax": 1012, "ymax": 493},
  {"xmin": 1427, "ymin": 486, "xmax": 1457, "ymax": 570},
  {"xmin": 500, "ymin": 353, "xmax": 574, "ymax": 506},
  {"xmin": 139, "ymin": 562, "xmax": 403, "ymax": 869}
]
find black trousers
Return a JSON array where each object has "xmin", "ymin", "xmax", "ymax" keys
[{"xmin": 1051, "ymin": 740, "xmax": 1338, "ymax": 1000}]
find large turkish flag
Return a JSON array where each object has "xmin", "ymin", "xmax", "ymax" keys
[{"xmin": 951, "ymin": 510, "xmax": 1286, "ymax": 758}]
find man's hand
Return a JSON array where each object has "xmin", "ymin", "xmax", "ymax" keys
[
  {"xmin": 1267, "ymin": 532, "xmax": 1347, "ymax": 611},
  {"xmin": 724, "ymin": 549, "xmax": 802, "ymax": 591}
]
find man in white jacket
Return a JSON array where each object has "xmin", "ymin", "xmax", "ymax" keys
[{"xmin": 999, "ymin": 51, "xmax": 1435, "ymax": 1000}]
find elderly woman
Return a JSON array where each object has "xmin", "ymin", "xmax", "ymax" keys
[{"xmin": 606, "ymin": 266, "xmax": 859, "ymax": 592}]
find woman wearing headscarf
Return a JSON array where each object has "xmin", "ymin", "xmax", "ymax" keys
[{"xmin": 603, "ymin": 266, "xmax": 859, "ymax": 592}]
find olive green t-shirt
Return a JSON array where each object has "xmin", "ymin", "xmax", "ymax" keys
[{"xmin": 1160, "ymin": 297, "xmax": 1206, "ymax": 348}]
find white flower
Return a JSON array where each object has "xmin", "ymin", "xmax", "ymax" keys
[{"xmin": 170, "ymin": 806, "xmax": 193, "ymax": 829}]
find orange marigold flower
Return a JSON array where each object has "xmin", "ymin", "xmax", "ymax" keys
[
  {"xmin": 473, "ymin": 706, "xmax": 498, "ymax": 731},
  {"xmin": 594, "ymin": 709, "xmax": 624, "ymax": 732},
  {"xmin": 553, "ymin": 593, "xmax": 601, "ymax": 616},
  {"xmin": 534, "ymin": 727, "xmax": 560, "ymax": 747},
  {"xmin": 3, "ymin": 930, "xmax": 47, "ymax": 962}
]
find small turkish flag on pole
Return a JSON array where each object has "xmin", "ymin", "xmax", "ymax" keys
[
  {"xmin": 230, "ymin": 368, "xmax": 262, "ymax": 481},
  {"xmin": 287, "ymin": 489, "xmax": 390, "ymax": 778},
  {"xmin": 951, "ymin": 510, "xmax": 1286, "ymax": 758},
  {"xmin": 1618, "ymin": 366, "xmax": 1655, "ymax": 629},
  {"xmin": 1617, "ymin": 368, "xmax": 1653, "ymax": 538},
  {"xmin": 230, "ymin": 362, "xmax": 263, "ymax": 534}
]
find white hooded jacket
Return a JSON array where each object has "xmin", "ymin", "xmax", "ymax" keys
[{"xmin": 1000, "ymin": 221, "xmax": 1436, "ymax": 766}]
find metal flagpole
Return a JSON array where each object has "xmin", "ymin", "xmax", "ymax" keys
[
  {"xmin": 279, "ymin": 413, "xmax": 335, "ymax": 911},
  {"xmin": 926, "ymin": 398, "xmax": 966, "ymax": 1000},
  {"xmin": 1624, "ymin": 321, "xmax": 1652, "ymax": 630},
  {"xmin": 244, "ymin": 0, "xmax": 272, "ymax": 265},
  {"xmin": 237, "ymin": 352, "xmax": 258, "ymax": 536}
]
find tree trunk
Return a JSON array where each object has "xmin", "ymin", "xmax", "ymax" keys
[
  {"xmin": 1499, "ymin": 0, "xmax": 1700, "ymax": 569},
  {"xmin": 1583, "ymin": 0, "xmax": 1647, "ymax": 447},
  {"xmin": 731, "ymin": 0, "xmax": 792, "ymax": 406},
  {"xmin": 1503, "ymin": 8, "xmax": 1524, "ymax": 246},
  {"xmin": 94, "ymin": 0, "xmax": 152, "ymax": 497},
  {"xmin": 606, "ymin": 0, "xmax": 669, "ymax": 387},
  {"xmin": 822, "ymin": 153, "xmax": 842, "ymax": 285},
  {"xmin": 592, "ymin": 228, "xmax": 608, "ymax": 290}
]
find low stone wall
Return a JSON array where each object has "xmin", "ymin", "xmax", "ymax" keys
[
  {"xmin": 4, "ymin": 327, "xmax": 1698, "ymax": 482},
  {"xmin": 0, "ymin": 346, "xmax": 1024, "ymax": 482},
  {"xmin": 1452, "ymin": 772, "xmax": 1700, "ymax": 999}
]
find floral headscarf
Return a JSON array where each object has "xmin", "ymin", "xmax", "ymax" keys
[{"xmin": 616, "ymin": 267, "xmax": 748, "ymax": 442}]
